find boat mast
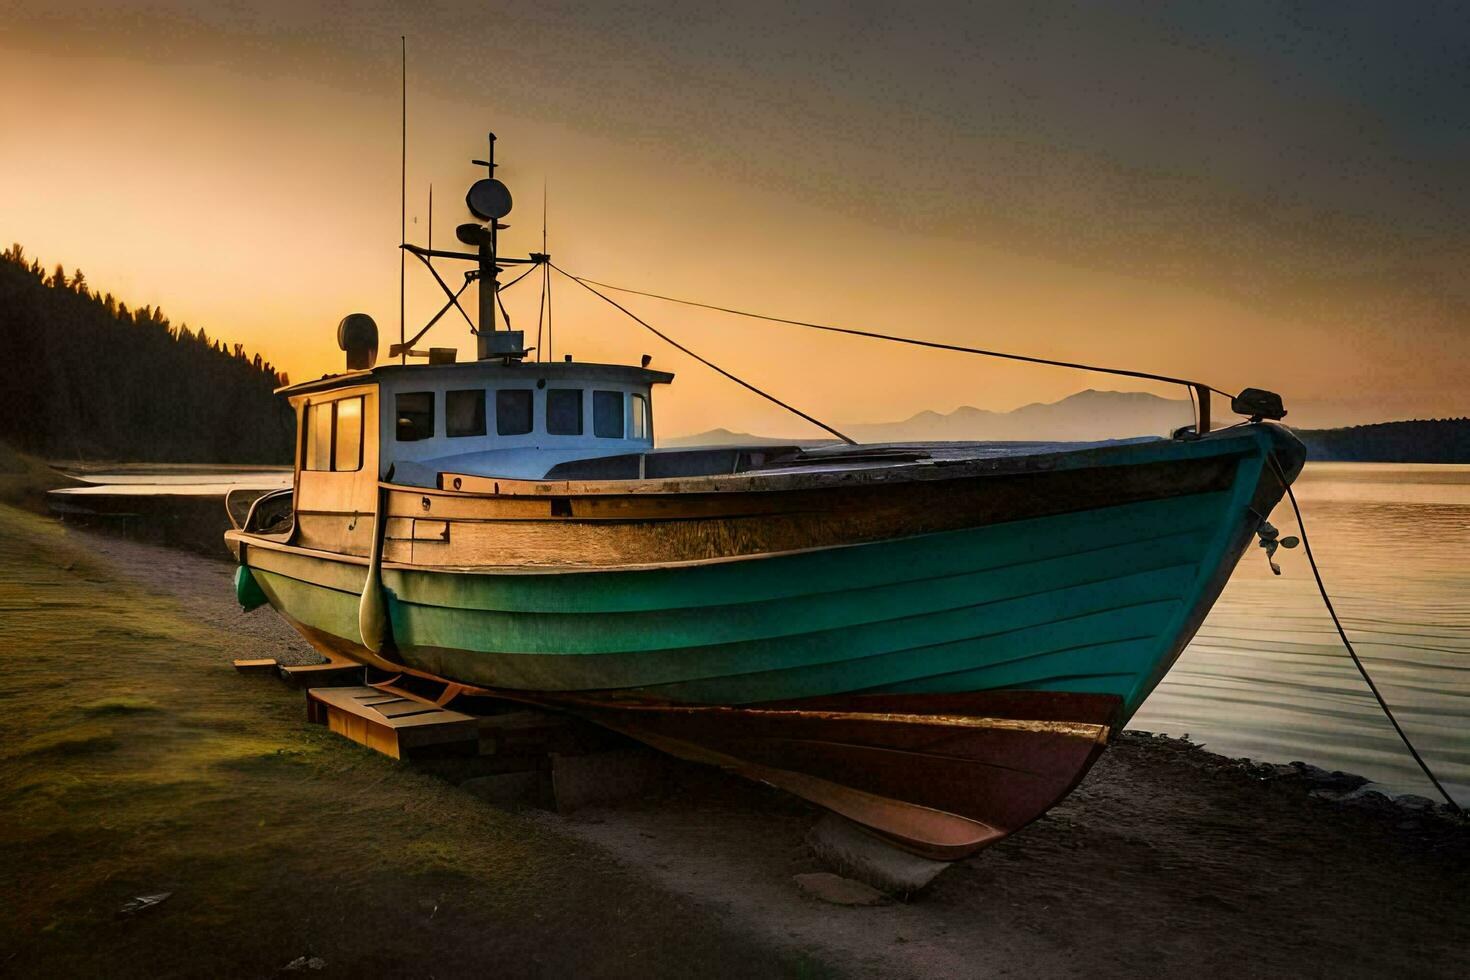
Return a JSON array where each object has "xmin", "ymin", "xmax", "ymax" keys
[
  {"xmin": 399, "ymin": 132, "xmax": 534, "ymax": 362},
  {"xmin": 477, "ymin": 133, "xmax": 499, "ymax": 340}
]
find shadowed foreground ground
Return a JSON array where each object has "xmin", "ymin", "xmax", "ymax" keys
[
  {"xmin": 1, "ymin": 499, "xmax": 1465, "ymax": 978},
  {"xmin": 0, "ymin": 504, "xmax": 813, "ymax": 977}
]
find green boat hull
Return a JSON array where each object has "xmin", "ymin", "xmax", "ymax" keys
[
  {"xmin": 233, "ymin": 426, "xmax": 1302, "ymax": 856},
  {"xmin": 242, "ymin": 435, "xmax": 1282, "ymax": 725}
]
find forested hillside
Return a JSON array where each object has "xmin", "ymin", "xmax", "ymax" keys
[
  {"xmin": 0, "ymin": 244, "xmax": 294, "ymax": 463},
  {"xmin": 1294, "ymin": 419, "xmax": 1470, "ymax": 463}
]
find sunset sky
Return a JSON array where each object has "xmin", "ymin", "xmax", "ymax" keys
[{"xmin": 4, "ymin": 2, "xmax": 1467, "ymax": 437}]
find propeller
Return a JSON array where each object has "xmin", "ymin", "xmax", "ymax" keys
[{"xmin": 1256, "ymin": 521, "xmax": 1300, "ymax": 575}]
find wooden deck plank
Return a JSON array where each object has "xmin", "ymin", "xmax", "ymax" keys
[
  {"xmin": 278, "ymin": 655, "xmax": 365, "ymax": 689},
  {"xmin": 232, "ymin": 658, "xmax": 278, "ymax": 674}
]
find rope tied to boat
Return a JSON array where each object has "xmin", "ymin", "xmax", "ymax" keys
[
  {"xmin": 555, "ymin": 268, "xmax": 1251, "ymax": 439},
  {"xmin": 1268, "ymin": 454, "xmax": 1464, "ymax": 817}
]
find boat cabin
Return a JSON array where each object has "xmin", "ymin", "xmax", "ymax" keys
[
  {"xmin": 239, "ymin": 133, "xmax": 808, "ymax": 559},
  {"xmin": 284, "ymin": 359, "xmax": 671, "ymax": 480},
  {"xmin": 274, "ymin": 359, "xmax": 672, "ymax": 555}
]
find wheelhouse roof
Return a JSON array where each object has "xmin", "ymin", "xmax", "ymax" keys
[{"xmin": 275, "ymin": 359, "xmax": 675, "ymax": 397}]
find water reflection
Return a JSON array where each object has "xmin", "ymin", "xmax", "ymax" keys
[{"xmin": 1134, "ymin": 463, "xmax": 1470, "ymax": 804}]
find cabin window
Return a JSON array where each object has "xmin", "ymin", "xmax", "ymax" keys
[
  {"xmin": 593, "ymin": 390, "xmax": 624, "ymax": 439},
  {"xmin": 305, "ymin": 403, "xmax": 333, "ymax": 471},
  {"xmin": 547, "ymin": 388, "xmax": 584, "ymax": 435},
  {"xmin": 630, "ymin": 393, "xmax": 649, "ymax": 440},
  {"xmin": 496, "ymin": 389, "xmax": 533, "ymax": 435},
  {"xmin": 303, "ymin": 396, "xmax": 363, "ymax": 472},
  {"xmin": 396, "ymin": 392, "xmax": 435, "ymax": 441},
  {"xmin": 446, "ymin": 389, "xmax": 487, "ymax": 438},
  {"xmin": 333, "ymin": 397, "xmax": 363, "ymax": 471}
]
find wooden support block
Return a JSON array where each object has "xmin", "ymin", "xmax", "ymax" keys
[
  {"xmin": 476, "ymin": 709, "xmax": 588, "ymax": 757},
  {"xmin": 233, "ymin": 658, "xmax": 278, "ymax": 674},
  {"xmin": 307, "ymin": 685, "xmax": 479, "ymax": 760},
  {"xmin": 278, "ymin": 657, "xmax": 365, "ymax": 689},
  {"xmin": 805, "ymin": 812, "xmax": 951, "ymax": 896}
]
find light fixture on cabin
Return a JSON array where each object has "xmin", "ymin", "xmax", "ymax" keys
[{"xmin": 337, "ymin": 313, "xmax": 378, "ymax": 370}]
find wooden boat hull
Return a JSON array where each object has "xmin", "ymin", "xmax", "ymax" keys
[
  {"xmin": 228, "ymin": 426, "xmax": 1303, "ymax": 856},
  {"xmin": 546, "ymin": 690, "xmax": 1118, "ymax": 859}
]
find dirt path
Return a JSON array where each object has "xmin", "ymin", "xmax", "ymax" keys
[{"xmin": 2, "ymin": 505, "xmax": 1465, "ymax": 978}]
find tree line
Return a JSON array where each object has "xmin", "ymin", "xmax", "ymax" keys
[
  {"xmin": 1293, "ymin": 418, "xmax": 1470, "ymax": 463},
  {"xmin": 0, "ymin": 244, "xmax": 295, "ymax": 463}
]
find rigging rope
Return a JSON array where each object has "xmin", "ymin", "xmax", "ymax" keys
[
  {"xmin": 552, "ymin": 265, "xmax": 856, "ymax": 445},
  {"xmin": 1269, "ymin": 454, "xmax": 1464, "ymax": 816},
  {"xmin": 566, "ymin": 274, "xmax": 1235, "ymax": 407},
  {"xmin": 499, "ymin": 263, "xmax": 540, "ymax": 292},
  {"xmin": 490, "ymin": 263, "xmax": 543, "ymax": 332}
]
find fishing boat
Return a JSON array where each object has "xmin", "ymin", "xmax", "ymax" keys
[{"xmin": 226, "ymin": 135, "xmax": 1305, "ymax": 859}]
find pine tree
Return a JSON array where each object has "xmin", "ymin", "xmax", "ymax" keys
[{"xmin": 0, "ymin": 244, "xmax": 294, "ymax": 462}]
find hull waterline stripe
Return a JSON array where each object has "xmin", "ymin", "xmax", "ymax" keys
[{"xmin": 550, "ymin": 701, "xmax": 1109, "ymax": 741}]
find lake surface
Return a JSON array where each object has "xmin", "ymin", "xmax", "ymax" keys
[
  {"xmin": 1134, "ymin": 463, "xmax": 1470, "ymax": 806},
  {"xmin": 49, "ymin": 466, "xmax": 291, "ymax": 500}
]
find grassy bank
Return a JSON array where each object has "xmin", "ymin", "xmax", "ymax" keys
[
  {"xmin": 0, "ymin": 504, "xmax": 810, "ymax": 977},
  {"xmin": 0, "ymin": 443, "xmax": 75, "ymax": 511}
]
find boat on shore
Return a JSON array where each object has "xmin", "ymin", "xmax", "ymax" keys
[{"xmin": 227, "ymin": 136, "xmax": 1304, "ymax": 858}]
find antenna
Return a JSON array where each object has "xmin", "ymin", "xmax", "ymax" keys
[
  {"xmin": 398, "ymin": 131, "xmax": 532, "ymax": 362},
  {"xmin": 399, "ymin": 36, "xmax": 407, "ymax": 365},
  {"xmin": 544, "ymin": 178, "xmax": 552, "ymax": 361},
  {"xmin": 539, "ymin": 178, "xmax": 547, "ymax": 362}
]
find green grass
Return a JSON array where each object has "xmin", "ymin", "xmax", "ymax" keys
[{"xmin": 0, "ymin": 504, "xmax": 812, "ymax": 977}]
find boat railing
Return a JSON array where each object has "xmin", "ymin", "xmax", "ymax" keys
[{"xmin": 233, "ymin": 486, "xmax": 295, "ymax": 538}]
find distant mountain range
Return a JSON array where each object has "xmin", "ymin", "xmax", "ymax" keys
[
  {"xmin": 846, "ymin": 389, "xmax": 1193, "ymax": 444},
  {"xmin": 664, "ymin": 390, "xmax": 1470, "ymax": 463},
  {"xmin": 664, "ymin": 389, "xmax": 1192, "ymax": 447}
]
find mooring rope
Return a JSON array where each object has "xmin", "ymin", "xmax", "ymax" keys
[
  {"xmin": 551, "ymin": 264, "xmax": 856, "ymax": 445},
  {"xmin": 1269, "ymin": 454, "xmax": 1464, "ymax": 816}
]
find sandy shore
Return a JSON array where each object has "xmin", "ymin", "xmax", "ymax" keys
[{"xmin": 1, "ymin": 502, "xmax": 1465, "ymax": 978}]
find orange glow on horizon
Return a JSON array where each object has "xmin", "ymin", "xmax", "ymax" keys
[{"xmin": 3, "ymin": 11, "xmax": 1464, "ymax": 437}]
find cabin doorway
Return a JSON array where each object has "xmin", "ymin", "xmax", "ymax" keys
[{"xmin": 292, "ymin": 384, "xmax": 380, "ymax": 556}]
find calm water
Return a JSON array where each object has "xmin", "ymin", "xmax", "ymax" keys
[
  {"xmin": 51, "ymin": 467, "xmax": 291, "ymax": 498},
  {"xmin": 1134, "ymin": 463, "xmax": 1470, "ymax": 805}
]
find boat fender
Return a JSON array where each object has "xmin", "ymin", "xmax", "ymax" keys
[
  {"xmin": 234, "ymin": 565, "xmax": 268, "ymax": 611},
  {"xmin": 358, "ymin": 487, "xmax": 394, "ymax": 654},
  {"xmin": 358, "ymin": 562, "xmax": 392, "ymax": 653}
]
